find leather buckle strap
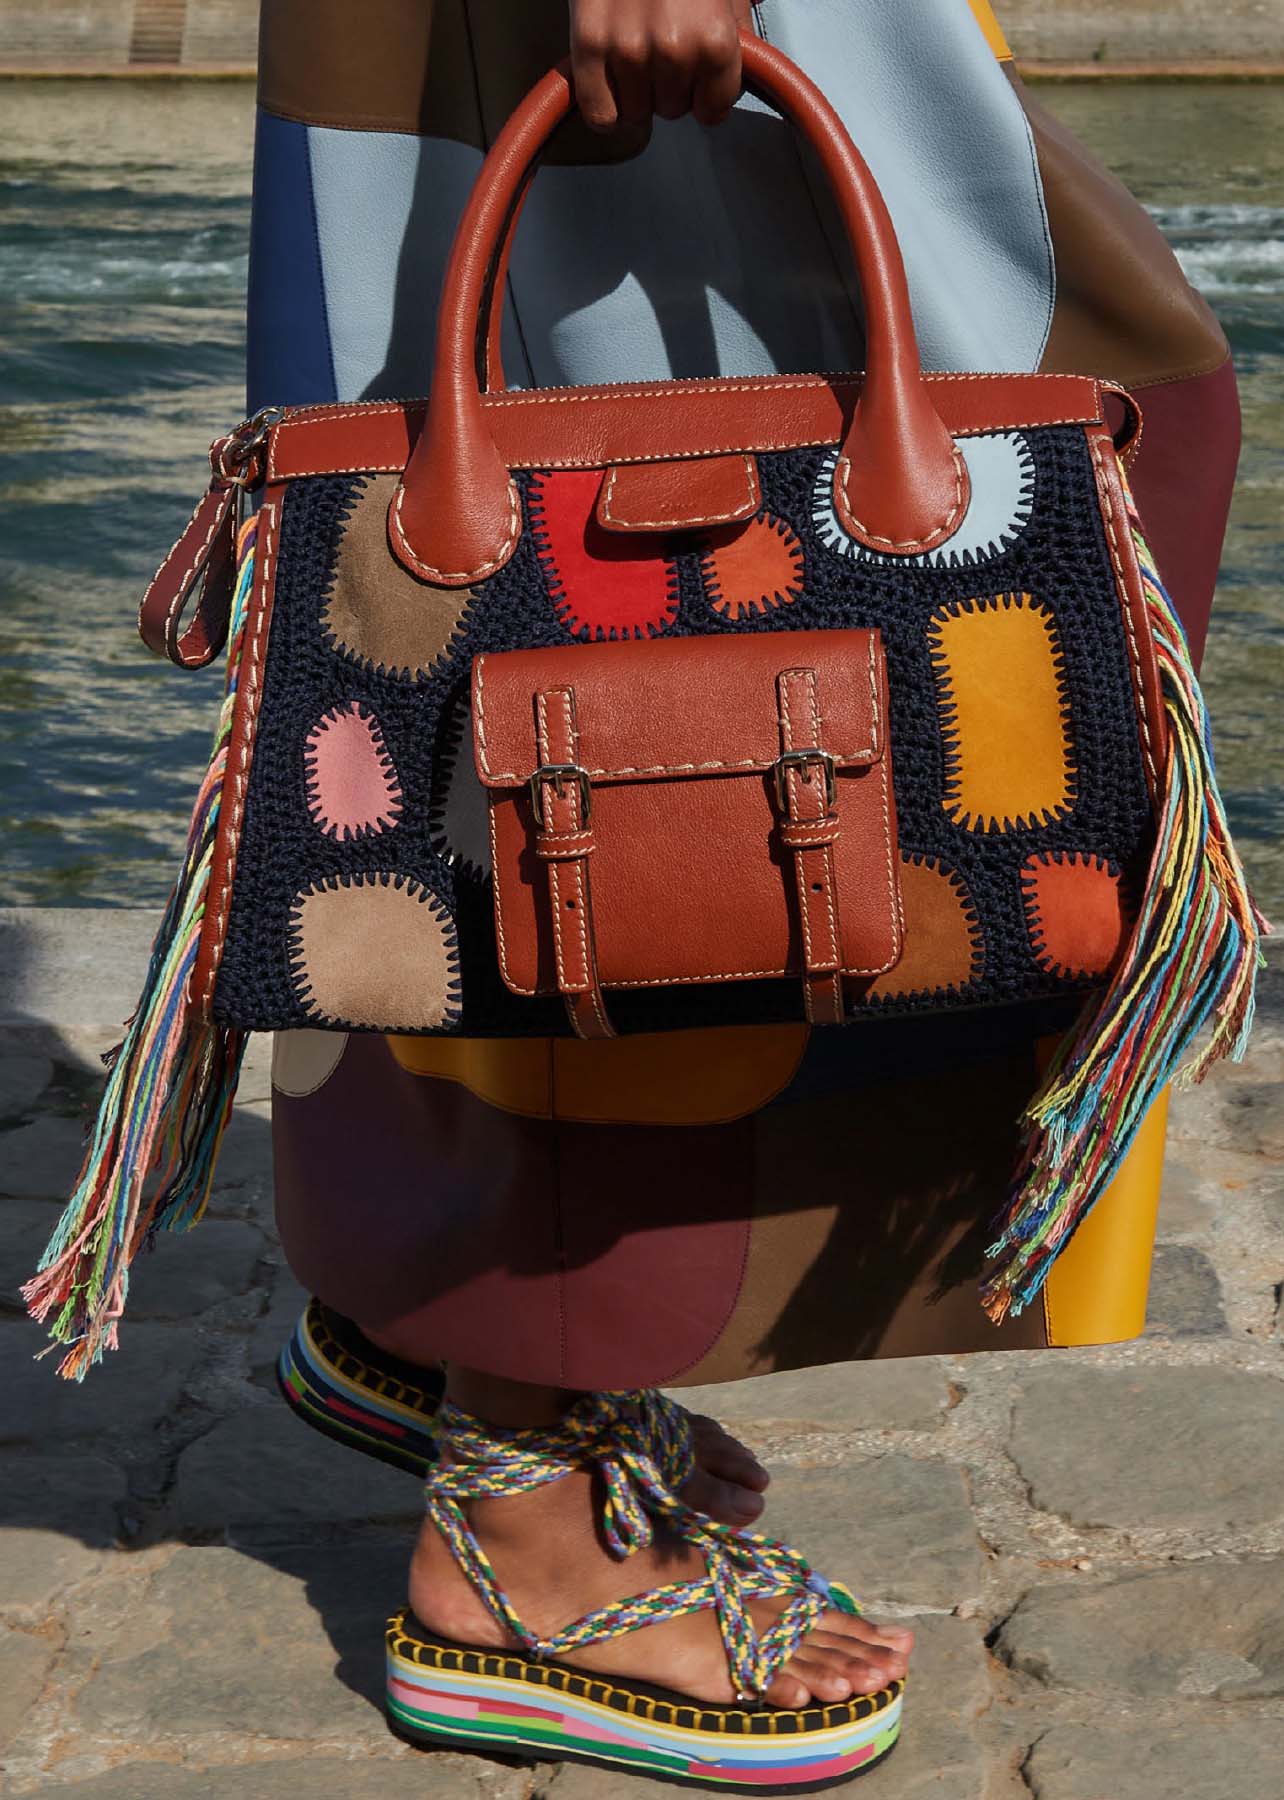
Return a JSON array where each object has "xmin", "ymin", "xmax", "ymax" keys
[
  {"xmin": 533, "ymin": 690, "xmax": 616, "ymax": 1041},
  {"xmin": 776, "ymin": 669, "xmax": 845, "ymax": 1026}
]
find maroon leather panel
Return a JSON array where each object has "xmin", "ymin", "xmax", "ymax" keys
[
  {"xmin": 1126, "ymin": 357, "xmax": 1240, "ymax": 670},
  {"xmin": 272, "ymin": 1035, "xmax": 752, "ymax": 1388}
]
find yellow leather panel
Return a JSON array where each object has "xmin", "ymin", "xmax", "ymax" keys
[
  {"xmin": 967, "ymin": 0, "xmax": 1013, "ymax": 61},
  {"xmin": 930, "ymin": 594, "xmax": 1072, "ymax": 832},
  {"xmin": 1043, "ymin": 1089, "xmax": 1169, "ymax": 1346},
  {"xmin": 386, "ymin": 1024, "xmax": 809, "ymax": 1124}
]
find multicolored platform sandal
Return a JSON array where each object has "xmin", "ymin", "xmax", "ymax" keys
[
  {"xmin": 276, "ymin": 1298, "xmax": 444, "ymax": 1475},
  {"xmin": 385, "ymin": 1390, "xmax": 904, "ymax": 1793}
]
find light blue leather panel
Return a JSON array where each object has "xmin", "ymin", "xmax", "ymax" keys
[
  {"xmin": 753, "ymin": 0, "xmax": 1053, "ymax": 372},
  {"xmin": 299, "ymin": 0, "xmax": 1055, "ymax": 401}
]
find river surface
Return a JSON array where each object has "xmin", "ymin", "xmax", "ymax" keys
[{"xmin": 1, "ymin": 79, "xmax": 1280, "ymax": 910}]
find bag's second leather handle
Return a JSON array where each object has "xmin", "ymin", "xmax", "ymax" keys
[{"xmin": 390, "ymin": 30, "xmax": 966, "ymax": 588}]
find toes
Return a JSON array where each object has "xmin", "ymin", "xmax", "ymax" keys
[
  {"xmin": 809, "ymin": 1630, "xmax": 906, "ymax": 1687},
  {"xmin": 788, "ymin": 1654, "xmax": 853, "ymax": 1704},
  {"xmin": 764, "ymin": 1668, "xmax": 813, "ymax": 1709},
  {"xmin": 680, "ymin": 1468, "xmax": 766, "ymax": 1527},
  {"xmin": 688, "ymin": 1415, "xmax": 770, "ymax": 1492}
]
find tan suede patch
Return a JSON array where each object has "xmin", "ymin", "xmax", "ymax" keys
[
  {"xmin": 323, "ymin": 474, "xmax": 473, "ymax": 678},
  {"xmin": 870, "ymin": 855, "xmax": 983, "ymax": 999},
  {"xmin": 291, "ymin": 876, "xmax": 458, "ymax": 1030}
]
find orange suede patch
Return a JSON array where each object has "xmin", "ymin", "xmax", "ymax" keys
[
  {"xmin": 869, "ymin": 854, "xmax": 983, "ymax": 999},
  {"xmin": 1022, "ymin": 852, "xmax": 1129, "ymax": 979},
  {"xmin": 929, "ymin": 594, "xmax": 1073, "ymax": 832},
  {"xmin": 699, "ymin": 515, "xmax": 804, "ymax": 620}
]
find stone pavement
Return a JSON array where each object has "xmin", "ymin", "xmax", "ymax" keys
[{"xmin": 1, "ymin": 909, "xmax": 1282, "ymax": 1798}]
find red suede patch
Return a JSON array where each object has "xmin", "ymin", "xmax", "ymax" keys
[
  {"xmin": 529, "ymin": 470, "xmax": 679, "ymax": 640},
  {"xmin": 1022, "ymin": 852, "xmax": 1129, "ymax": 978}
]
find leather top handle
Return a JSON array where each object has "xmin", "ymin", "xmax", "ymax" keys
[{"xmin": 390, "ymin": 29, "xmax": 967, "ymax": 589}]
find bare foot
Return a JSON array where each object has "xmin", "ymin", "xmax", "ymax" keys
[
  {"xmin": 409, "ymin": 1466, "xmax": 912, "ymax": 1709},
  {"xmin": 685, "ymin": 1412, "xmax": 769, "ymax": 1526}
]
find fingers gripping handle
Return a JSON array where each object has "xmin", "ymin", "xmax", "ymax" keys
[{"xmin": 390, "ymin": 30, "xmax": 965, "ymax": 588}]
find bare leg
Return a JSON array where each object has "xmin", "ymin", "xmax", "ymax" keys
[{"xmin": 408, "ymin": 1365, "xmax": 914, "ymax": 1709}]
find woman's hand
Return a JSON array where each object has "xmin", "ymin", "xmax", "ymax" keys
[{"xmin": 569, "ymin": 0, "xmax": 750, "ymax": 132}]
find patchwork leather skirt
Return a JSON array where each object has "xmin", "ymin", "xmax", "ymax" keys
[{"xmin": 256, "ymin": 0, "xmax": 1239, "ymax": 1385}]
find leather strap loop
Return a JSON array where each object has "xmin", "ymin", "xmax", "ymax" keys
[
  {"xmin": 776, "ymin": 669, "xmax": 845, "ymax": 1026},
  {"xmin": 137, "ymin": 476, "xmax": 241, "ymax": 669},
  {"xmin": 392, "ymin": 29, "xmax": 964, "ymax": 589},
  {"xmin": 533, "ymin": 688, "xmax": 616, "ymax": 1041}
]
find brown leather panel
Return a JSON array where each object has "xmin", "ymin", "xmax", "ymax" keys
[
  {"xmin": 290, "ymin": 876, "xmax": 459, "ymax": 1031},
  {"xmin": 194, "ymin": 496, "xmax": 282, "ymax": 1019},
  {"xmin": 266, "ymin": 373, "xmax": 1105, "ymax": 483},
  {"xmin": 1010, "ymin": 68, "xmax": 1228, "ymax": 388},
  {"xmin": 138, "ymin": 477, "xmax": 239, "ymax": 669},
  {"xmin": 323, "ymin": 473, "xmax": 473, "ymax": 678},
  {"xmin": 596, "ymin": 454, "xmax": 761, "ymax": 535},
  {"xmin": 478, "ymin": 630, "xmax": 900, "ymax": 998},
  {"xmin": 868, "ymin": 855, "xmax": 982, "ymax": 1000},
  {"xmin": 257, "ymin": 0, "xmax": 640, "ymax": 166},
  {"xmin": 673, "ymin": 1050, "xmax": 1051, "ymax": 1383}
]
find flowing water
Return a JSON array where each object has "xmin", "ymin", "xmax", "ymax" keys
[{"xmin": 1, "ymin": 79, "xmax": 1281, "ymax": 909}]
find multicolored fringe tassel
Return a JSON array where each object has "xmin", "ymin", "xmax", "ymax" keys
[
  {"xmin": 982, "ymin": 487, "xmax": 1268, "ymax": 1323},
  {"xmin": 23, "ymin": 516, "xmax": 260, "ymax": 1378}
]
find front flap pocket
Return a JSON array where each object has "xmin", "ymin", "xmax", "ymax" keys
[{"xmin": 472, "ymin": 628, "xmax": 902, "ymax": 1025}]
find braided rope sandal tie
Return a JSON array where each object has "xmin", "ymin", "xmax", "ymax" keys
[{"xmin": 385, "ymin": 1390, "xmax": 904, "ymax": 1793}]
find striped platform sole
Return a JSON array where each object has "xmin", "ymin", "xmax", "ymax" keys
[
  {"xmin": 386, "ymin": 1609, "xmax": 903, "ymax": 1794},
  {"xmin": 276, "ymin": 1299, "xmax": 443, "ymax": 1476}
]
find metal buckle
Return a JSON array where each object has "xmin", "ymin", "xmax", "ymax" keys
[
  {"xmin": 773, "ymin": 749, "xmax": 837, "ymax": 812},
  {"xmin": 529, "ymin": 763, "xmax": 593, "ymax": 824}
]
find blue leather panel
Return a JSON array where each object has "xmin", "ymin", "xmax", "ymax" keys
[
  {"xmin": 754, "ymin": 0, "xmax": 1054, "ymax": 372},
  {"xmin": 246, "ymin": 109, "xmax": 336, "ymax": 412}
]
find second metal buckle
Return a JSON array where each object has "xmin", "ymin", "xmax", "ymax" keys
[
  {"xmin": 530, "ymin": 762, "xmax": 593, "ymax": 825},
  {"xmin": 773, "ymin": 749, "xmax": 837, "ymax": 811}
]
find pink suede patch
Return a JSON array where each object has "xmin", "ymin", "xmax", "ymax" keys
[{"xmin": 305, "ymin": 701, "xmax": 403, "ymax": 840}]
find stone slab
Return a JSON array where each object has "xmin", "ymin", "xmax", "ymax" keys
[
  {"xmin": 1025, "ymin": 1720, "xmax": 1284, "ymax": 1800},
  {"xmin": 1, "ymin": 1202, "xmax": 264, "ymax": 1321},
  {"xmin": 998, "ymin": 1559, "xmax": 1284, "ymax": 1699},
  {"xmin": 670, "ymin": 1358, "xmax": 949, "ymax": 1435},
  {"xmin": 73, "ymin": 1541, "xmax": 407, "ymax": 1747},
  {"xmin": 1010, "ymin": 1366, "xmax": 1284, "ymax": 1533},
  {"xmin": 1143, "ymin": 1245, "xmax": 1228, "ymax": 1338},
  {"xmin": 175, "ymin": 1402, "xmax": 420, "ymax": 1531},
  {"xmin": 0, "ymin": 1453, "xmax": 125, "ymax": 1616},
  {"xmin": 0, "ymin": 1115, "xmax": 95, "ymax": 1200},
  {"xmin": 761, "ymin": 1456, "xmax": 982, "ymax": 1610},
  {"xmin": 35, "ymin": 1757, "xmax": 511, "ymax": 1799},
  {"xmin": 0, "ymin": 910, "xmax": 155, "ymax": 1031},
  {"xmin": 1, "ymin": 1321, "xmax": 198, "ymax": 1448},
  {"xmin": 0, "ymin": 1051, "xmax": 53, "ymax": 1123},
  {"xmin": 0, "ymin": 1625, "xmax": 57, "ymax": 1752}
]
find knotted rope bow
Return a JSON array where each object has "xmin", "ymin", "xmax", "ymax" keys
[{"xmin": 423, "ymin": 1388, "xmax": 835, "ymax": 1699}]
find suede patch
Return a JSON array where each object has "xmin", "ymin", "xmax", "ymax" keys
[
  {"xmin": 529, "ymin": 468, "xmax": 679, "ymax": 640},
  {"xmin": 323, "ymin": 472, "xmax": 473, "ymax": 678},
  {"xmin": 290, "ymin": 875, "xmax": 460, "ymax": 1030},
  {"xmin": 1022, "ymin": 851, "xmax": 1129, "ymax": 978},
  {"xmin": 699, "ymin": 514, "xmax": 804, "ymax": 620},
  {"xmin": 929, "ymin": 593, "xmax": 1073, "ymax": 832},
  {"xmin": 271, "ymin": 1029, "xmax": 349, "ymax": 1097},
  {"xmin": 304, "ymin": 700, "xmax": 402, "ymax": 840},
  {"xmin": 869, "ymin": 854, "xmax": 983, "ymax": 999}
]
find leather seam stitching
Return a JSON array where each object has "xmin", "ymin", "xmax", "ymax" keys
[{"xmin": 597, "ymin": 455, "xmax": 761, "ymax": 530}]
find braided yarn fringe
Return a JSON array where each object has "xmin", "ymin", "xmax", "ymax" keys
[
  {"xmin": 22, "ymin": 519, "xmax": 258, "ymax": 1379},
  {"xmin": 982, "ymin": 487, "xmax": 1267, "ymax": 1323},
  {"xmin": 423, "ymin": 1390, "xmax": 834, "ymax": 1700}
]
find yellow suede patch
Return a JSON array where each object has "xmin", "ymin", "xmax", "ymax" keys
[{"xmin": 929, "ymin": 594, "xmax": 1073, "ymax": 832}]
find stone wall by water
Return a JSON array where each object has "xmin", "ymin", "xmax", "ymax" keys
[{"xmin": 0, "ymin": 1, "xmax": 1281, "ymax": 72}]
